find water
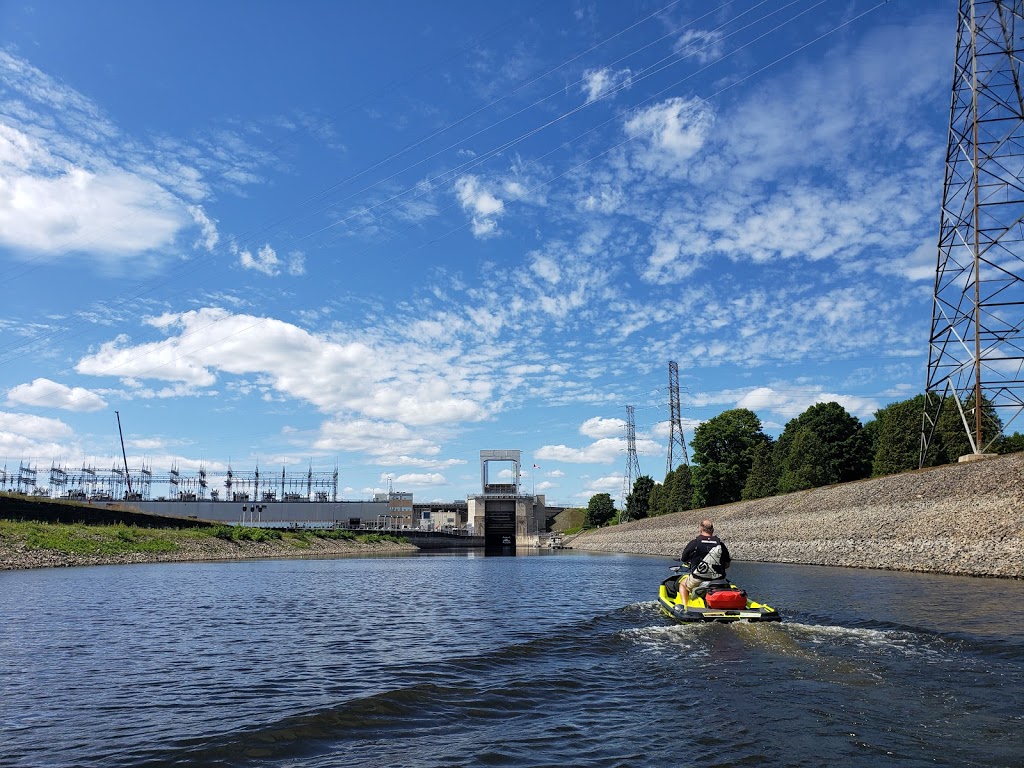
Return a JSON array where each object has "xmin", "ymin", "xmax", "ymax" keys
[{"xmin": 2, "ymin": 552, "xmax": 1023, "ymax": 768}]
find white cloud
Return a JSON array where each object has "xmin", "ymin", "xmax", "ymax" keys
[
  {"xmin": 454, "ymin": 175, "xmax": 504, "ymax": 237},
  {"xmin": 237, "ymin": 243, "xmax": 281, "ymax": 275},
  {"xmin": 314, "ymin": 419, "xmax": 441, "ymax": 456},
  {"xmin": 287, "ymin": 251, "xmax": 306, "ymax": 276},
  {"xmin": 0, "ymin": 410, "xmax": 74, "ymax": 440},
  {"xmin": 577, "ymin": 185, "xmax": 624, "ymax": 214},
  {"xmin": 581, "ymin": 67, "xmax": 632, "ymax": 103},
  {"xmin": 0, "ymin": 126, "xmax": 190, "ymax": 259},
  {"xmin": 624, "ymin": 97, "xmax": 714, "ymax": 175},
  {"xmin": 76, "ymin": 307, "xmax": 491, "ymax": 427},
  {"xmin": 530, "ymin": 254, "xmax": 561, "ymax": 284},
  {"xmin": 536, "ymin": 437, "xmax": 624, "ymax": 463},
  {"xmin": 393, "ymin": 472, "xmax": 446, "ymax": 486},
  {"xmin": 188, "ymin": 205, "xmax": 219, "ymax": 251},
  {"xmin": 580, "ymin": 416, "xmax": 625, "ymax": 439},
  {"xmin": 674, "ymin": 29, "xmax": 725, "ymax": 64},
  {"xmin": 0, "ymin": 410, "xmax": 75, "ymax": 461},
  {"xmin": 579, "ymin": 474, "xmax": 622, "ymax": 498},
  {"xmin": 6, "ymin": 378, "xmax": 107, "ymax": 412},
  {"xmin": 878, "ymin": 239, "xmax": 936, "ymax": 282},
  {"xmin": 735, "ymin": 386, "xmax": 879, "ymax": 422},
  {"xmin": 231, "ymin": 242, "xmax": 304, "ymax": 278}
]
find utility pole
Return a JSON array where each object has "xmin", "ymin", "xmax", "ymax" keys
[{"xmin": 922, "ymin": 0, "xmax": 1024, "ymax": 464}]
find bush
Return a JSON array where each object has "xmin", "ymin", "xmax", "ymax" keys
[
  {"xmin": 356, "ymin": 533, "xmax": 406, "ymax": 544},
  {"xmin": 314, "ymin": 529, "xmax": 357, "ymax": 541},
  {"xmin": 212, "ymin": 525, "xmax": 282, "ymax": 542}
]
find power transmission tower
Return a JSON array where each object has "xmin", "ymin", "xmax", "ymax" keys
[
  {"xmin": 666, "ymin": 360, "xmax": 689, "ymax": 476},
  {"xmin": 922, "ymin": 0, "xmax": 1024, "ymax": 464},
  {"xmin": 621, "ymin": 405, "xmax": 641, "ymax": 520}
]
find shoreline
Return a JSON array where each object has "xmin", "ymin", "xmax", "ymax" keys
[
  {"xmin": 571, "ymin": 451, "xmax": 1024, "ymax": 579},
  {"xmin": 0, "ymin": 532, "xmax": 417, "ymax": 571}
]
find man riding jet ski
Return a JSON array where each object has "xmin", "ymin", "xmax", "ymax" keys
[{"xmin": 658, "ymin": 519, "xmax": 780, "ymax": 623}]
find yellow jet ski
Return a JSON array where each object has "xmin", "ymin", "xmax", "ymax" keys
[{"xmin": 658, "ymin": 565, "xmax": 781, "ymax": 623}]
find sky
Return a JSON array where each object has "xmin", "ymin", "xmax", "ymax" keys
[{"xmin": 0, "ymin": 0, "xmax": 956, "ymax": 506}]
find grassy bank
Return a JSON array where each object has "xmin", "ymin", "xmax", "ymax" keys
[{"xmin": 0, "ymin": 520, "xmax": 414, "ymax": 570}]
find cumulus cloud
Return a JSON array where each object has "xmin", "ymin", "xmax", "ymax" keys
[
  {"xmin": 6, "ymin": 378, "xmax": 107, "ymax": 412},
  {"xmin": 76, "ymin": 308, "xmax": 490, "ymax": 427},
  {"xmin": 536, "ymin": 437, "xmax": 624, "ymax": 464},
  {"xmin": 0, "ymin": 124, "xmax": 190, "ymax": 259},
  {"xmin": 578, "ymin": 474, "xmax": 623, "ymax": 498},
  {"xmin": 0, "ymin": 410, "xmax": 75, "ymax": 460},
  {"xmin": 736, "ymin": 386, "xmax": 879, "ymax": 422},
  {"xmin": 580, "ymin": 416, "xmax": 625, "ymax": 439},
  {"xmin": 393, "ymin": 472, "xmax": 446, "ymax": 486}
]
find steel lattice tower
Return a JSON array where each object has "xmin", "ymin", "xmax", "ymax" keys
[
  {"xmin": 923, "ymin": 0, "xmax": 1024, "ymax": 463},
  {"xmin": 621, "ymin": 405, "xmax": 641, "ymax": 519},
  {"xmin": 666, "ymin": 360, "xmax": 689, "ymax": 476}
]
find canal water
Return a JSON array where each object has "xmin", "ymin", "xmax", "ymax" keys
[{"xmin": 2, "ymin": 552, "xmax": 1023, "ymax": 768}]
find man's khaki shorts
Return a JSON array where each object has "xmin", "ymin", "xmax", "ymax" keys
[{"xmin": 682, "ymin": 574, "xmax": 706, "ymax": 593}]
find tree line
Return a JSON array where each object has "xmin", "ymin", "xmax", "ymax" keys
[{"xmin": 581, "ymin": 394, "xmax": 1024, "ymax": 526}]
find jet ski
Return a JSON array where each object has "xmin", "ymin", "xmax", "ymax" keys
[{"xmin": 658, "ymin": 565, "xmax": 781, "ymax": 623}]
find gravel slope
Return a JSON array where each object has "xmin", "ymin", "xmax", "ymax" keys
[{"xmin": 571, "ymin": 452, "xmax": 1024, "ymax": 578}]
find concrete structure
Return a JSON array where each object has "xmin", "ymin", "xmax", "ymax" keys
[
  {"xmin": 413, "ymin": 500, "xmax": 469, "ymax": 531},
  {"xmin": 467, "ymin": 450, "xmax": 547, "ymax": 549}
]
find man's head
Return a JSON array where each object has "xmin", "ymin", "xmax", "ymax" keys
[{"xmin": 700, "ymin": 519, "xmax": 714, "ymax": 535}]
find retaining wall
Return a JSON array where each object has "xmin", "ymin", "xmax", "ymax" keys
[{"xmin": 0, "ymin": 495, "xmax": 217, "ymax": 528}]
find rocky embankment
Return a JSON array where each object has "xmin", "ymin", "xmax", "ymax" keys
[
  {"xmin": 0, "ymin": 534, "xmax": 416, "ymax": 570},
  {"xmin": 572, "ymin": 452, "xmax": 1024, "ymax": 578}
]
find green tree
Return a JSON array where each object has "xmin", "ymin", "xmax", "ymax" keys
[
  {"xmin": 934, "ymin": 393, "xmax": 1004, "ymax": 461},
  {"xmin": 999, "ymin": 431, "xmax": 1024, "ymax": 454},
  {"xmin": 873, "ymin": 393, "xmax": 1004, "ymax": 476},
  {"xmin": 775, "ymin": 402, "xmax": 871, "ymax": 492},
  {"xmin": 861, "ymin": 418, "xmax": 879, "ymax": 463},
  {"xmin": 741, "ymin": 438, "xmax": 779, "ymax": 499},
  {"xmin": 777, "ymin": 427, "xmax": 831, "ymax": 492},
  {"xmin": 648, "ymin": 465, "xmax": 692, "ymax": 516},
  {"xmin": 623, "ymin": 475, "xmax": 655, "ymax": 521},
  {"xmin": 647, "ymin": 482, "xmax": 665, "ymax": 517},
  {"xmin": 690, "ymin": 408, "xmax": 769, "ymax": 508},
  {"xmin": 584, "ymin": 493, "xmax": 616, "ymax": 527},
  {"xmin": 872, "ymin": 395, "xmax": 928, "ymax": 476},
  {"xmin": 668, "ymin": 464, "xmax": 693, "ymax": 513}
]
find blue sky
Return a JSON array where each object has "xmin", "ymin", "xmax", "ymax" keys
[{"xmin": 0, "ymin": 0, "xmax": 953, "ymax": 506}]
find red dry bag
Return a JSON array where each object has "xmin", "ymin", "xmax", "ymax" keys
[{"xmin": 704, "ymin": 589, "xmax": 747, "ymax": 609}]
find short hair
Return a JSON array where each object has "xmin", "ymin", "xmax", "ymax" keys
[{"xmin": 700, "ymin": 519, "xmax": 714, "ymax": 534}]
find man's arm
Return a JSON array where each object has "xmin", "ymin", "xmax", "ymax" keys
[{"xmin": 680, "ymin": 539, "xmax": 697, "ymax": 565}]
